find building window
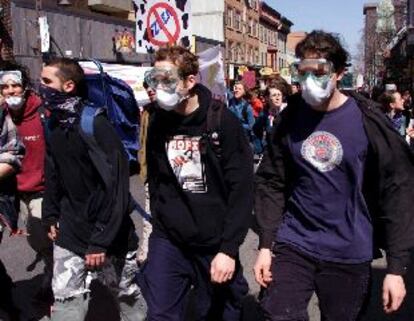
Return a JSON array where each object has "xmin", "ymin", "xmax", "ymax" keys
[
  {"xmin": 248, "ymin": 19, "xmax": 252, "ymax": 35},
  {"xmin": 251, "ymin": 0, "xmax": 258, "ymax": 10},
  {"xmin": 227, "ymin": 40, "xmax": 233, "ymax": 61},
  {"xmin": 227, "ymin": 7, "xmax": 233, "ymax": 28},
  {"xmin": 264, "ymin": 28, "xmax": 268, "ymax": 44},
  {"xmin": 234, "ymin": 11, "xmax": 241, "ymax": 31},
  {"xmin": 259, "ymin": 25, "xmax": 263, "ymax": 42}
]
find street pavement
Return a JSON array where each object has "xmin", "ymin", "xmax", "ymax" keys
[{"xmin": 0, "ymin": 176, "xmax": 414, "ymax": 320}]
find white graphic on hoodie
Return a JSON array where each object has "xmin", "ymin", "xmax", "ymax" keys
[{"xmin": 166, "ymin": 135, "xmax": 207, "ymax": 193}]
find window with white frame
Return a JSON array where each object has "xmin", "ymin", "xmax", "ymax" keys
[
  {"xmin": 259, "ymin": 25, "xmax": 263, "ymax": 42},
  {"xmin": 234, "ymin": 11, "xmax": 241, "ymax": 31},
  {"xmin": 227, "ymin": 7, "xmax": 233, "ymax": 28},
  {"xmin": 248, "ymin": 18, "xmax": 252, "ymax": 35}
]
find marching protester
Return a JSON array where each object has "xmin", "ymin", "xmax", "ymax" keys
[
  {"xmin": 143, "ymin": 46, "xmax": 253, "ymax": 320},
  {"xmin": 379, "ymin": 90, "xmax": 407, "ymax": 136},
  {"xmin": 249, "ymin": 87, "xmax": 264, "ymax": 119},
  {"xmin": 137, "ymin": 81, "xmax": 156, "ymax": 264},
  {"xmin": 254, "ymin": 30, "xmax": 414, "ymax": 321},
  {"xmin": 40, "ymin": 57, "xmax": 146, "ymax": 321},
  {"xmin": 0, "ymin": 62, "xmax": 54, "ymax": 306},
  {"xmin": 227, "ymin": 81, "xmax": 255, "ymax": 143},
  {"xmin": 0, "ymin": 65, "xmax": 25, "ymax": 321},
  {"xmin": 252, "ymin": 79, "xmax": 290, "ymax": 157}
]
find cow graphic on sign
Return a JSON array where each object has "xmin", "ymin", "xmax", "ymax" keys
[{"xmin": 134, "ymin": 0, "xmax": 191, "ymax": 54}]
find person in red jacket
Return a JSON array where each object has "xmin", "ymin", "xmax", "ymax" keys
[
  {"xmin": 0, "ymin": 63, "xmax": 53, "ymax": 303},
  {"xmin": 249, "ymin": 87, "xmax": 264, "ymax": 119}
]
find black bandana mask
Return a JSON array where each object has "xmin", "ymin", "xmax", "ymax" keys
[{"xmin": 39, "ymin": 84, "xmax": 82, "ymax": 127}]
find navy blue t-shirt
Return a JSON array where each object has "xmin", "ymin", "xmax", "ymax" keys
[{"xmin": 277, "ymin": 97, "xmax": 373, "ymax": 263}]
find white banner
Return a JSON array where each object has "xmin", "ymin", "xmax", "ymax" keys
[
  {"xmin": 79, "ymin": 62, "xmax": 152, "ymax": 106},
  {"xmin": 197, "ymin": 46, "xmax": 226, "ymax": 102},
  {"xmin": 134, "ymin": 0, "xmax": 192, "ymax": 54},
  {"xmin": 38, "ymin": 16, "xmax": 50, "ymax": 53}
]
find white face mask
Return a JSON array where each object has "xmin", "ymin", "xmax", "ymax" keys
[
  {"xmin": 300, "ymin": 74, "xmax": 334, "ymax": 107},
  {"xmin": 156, "ymin": 88, "xmax": 187, "ymax": 111},
  {"xmin": 5, "ymin": 96, "xmax": 25, "ymax": 110}
]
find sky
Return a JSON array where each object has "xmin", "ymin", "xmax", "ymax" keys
[{"xmin": 268, "ymin": 0, "xmax": 372, "ymax": 57}]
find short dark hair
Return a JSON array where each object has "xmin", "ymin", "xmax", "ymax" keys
[
  {"xmin": 44, "ymin": 57, "xmax": 85, "ymax": 93},
  {"xmin": 154, "ymin": 46, "xmax": 199, "ymax": 79},
  {"xmin": 0, "ymin": 61, "xmax": 31, "ymax": 89},
  {"xmin": 295, "ymin": 30, "xmax": 349, "ymax": 73}
]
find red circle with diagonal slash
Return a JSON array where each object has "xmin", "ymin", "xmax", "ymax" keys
[{"xmin": 146, "ymin": 2, "xmax": 181, "ymax": 47}]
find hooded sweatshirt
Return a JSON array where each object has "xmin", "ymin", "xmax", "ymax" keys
[
  {"xmin": 8, "ymin": 92, "xmax": 46, "ymax": 193},
  {"xmin": 147, "ymin": 84, "xmax": 253, "ymax": 257}
]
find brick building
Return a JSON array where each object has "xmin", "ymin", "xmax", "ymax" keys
[
  {"xmin": 258, "ymin": 2, "xmax": 280, "ymax": 70},
  {"xmin": 363, "ymin": 0, "xmax": 408, "ymax": 89},
  {"xmin": 384, "ymin": 0, "xmax": 414, "ymax": 92},
  {"xmin": 224, "ymin": 0, "xmax": 260, "ymax": 76}
]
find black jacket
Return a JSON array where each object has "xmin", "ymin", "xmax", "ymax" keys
[
  {"xmin": 255, "ymin": 92, "xmax": 414, "ymax": 275},
  {"xmin": 147, "ymin": 84, "xmax": 253, "ymax": 257},
  {"xmin": 42, "ymin": 111, "xmax": 137, "ymax": 256}
]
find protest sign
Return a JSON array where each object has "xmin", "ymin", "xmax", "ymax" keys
[{"xmin": 134, "ymin": 0, "xmax": 191, "ymax": 54}]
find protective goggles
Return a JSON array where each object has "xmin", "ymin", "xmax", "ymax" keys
[
  {"xmin": 290, "ymin": 59, "xmax": 333, "ymax": 83},
  {"xmin": 0, "ymin": 70, "xmax": 23, "ymax": 85},
  {"xmin": 144, "ymin": 67, "xmax": 180, "ymax": 90}
]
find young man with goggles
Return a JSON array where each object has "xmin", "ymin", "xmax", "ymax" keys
[
  {"xmin": 254, "ymin": 30, "xmax": 414, "ymax": 321},
  {"xmin": 143, "ymin": 46, "xmax": 253, "ymax": 320}
]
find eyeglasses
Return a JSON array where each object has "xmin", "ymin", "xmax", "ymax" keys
[
  {"xmin": 0, "ymin": 70, "xmax": 23, "ymax": 85},
  {"xmin": 144, "ymin": 67, "xmax": 180, "ymax": 90},
  {"xmin": 290, "ymin": 59, "xmax": 333, "ymax": 83}
]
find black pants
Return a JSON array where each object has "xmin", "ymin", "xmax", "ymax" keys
[
  {"xmin": 261, "ymin": 243, "xmax": 371, "ymax": 321},
  {"xmin": 141, "ymin": 236, "xmax": 248, "ymax": 321}
]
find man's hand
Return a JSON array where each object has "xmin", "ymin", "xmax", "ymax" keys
[
  {"xmin": 383, "ymin": 274, "xmax": 406, "ymax": 314},
  {"xmin": 48, "ymin": 225, "xmax": 58, "ymax": 241},
  {"xmin": 254, "ymin": 248, "xmax": 272, "ymax": 287},
  {"xmin": 210, "ymin": 252, "xmax": 235, "ymax": 283},
  {"xmin": 85, "ymin": 252, "xmax": 106, "ymax": 270},
  {"xmin": 406, "ymin": 127, "xmax": 414, "ymax": 138}
]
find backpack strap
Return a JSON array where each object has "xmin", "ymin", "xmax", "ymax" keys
[
  {"xmin": 80, "ymin": 104, "xmax": 98, "ymax": 137},
  {"xmin": 241, "ymin": 100, "xmax": 249, "ymax": 123},
  {"xmin": 35, "ymin": 105, "xmax": 53, "ymax": 141},
  {"xmin": 206, "ymin": 99, "xmax": 224, "ymax": 159},
  {"xmin": 0, "ymin": 107, "xmax": 5, "ymax": 130}
]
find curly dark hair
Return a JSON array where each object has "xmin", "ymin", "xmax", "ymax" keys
[
  {"xmin": 266, "ymin": 76, "xmax": 291, "ymax": 98},
  {"xmin": 154, "ymin": 46, "xmax": 199, "ymax": 78},
  {"xmin": 295, "ymin": 30, "xmax": 349, "ymax": 73},
  {"xmin": 0, "ymin": 61, "xmax": 31, "ymax": 89}
]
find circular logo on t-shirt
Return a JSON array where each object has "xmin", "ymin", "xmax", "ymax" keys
[{"xmin": 301, "ymin": 131, "xmax": 343, "ymax": 172}]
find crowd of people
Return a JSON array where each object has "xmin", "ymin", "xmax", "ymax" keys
[{"xmin": 0, "ymin": 30, "xmax": 413, "ymax": 321}]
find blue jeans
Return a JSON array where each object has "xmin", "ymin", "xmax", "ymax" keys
[
  {"xmin": 142, "ymin": 236, "xmax": 248, "ymax": 321},
  {"xmin": 261, "ymin": 243, "xmax": 371, "ymax": 321}
]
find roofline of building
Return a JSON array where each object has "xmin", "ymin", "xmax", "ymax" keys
[
  {"xmin": 363, "ymin": 3, "xmax": 377, "ymax": 15},
  {"xmin": 281, "ymin": 16, "xmax": 293, "ymax": 27},
  {"xmin": 260, "ymin": 1, "xmax": 281, "ymax": 19}
]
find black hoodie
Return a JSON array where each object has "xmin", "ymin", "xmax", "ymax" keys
[{"xmin": 147, "ymin": 84, "xmax": 253, "ymax": 257}]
